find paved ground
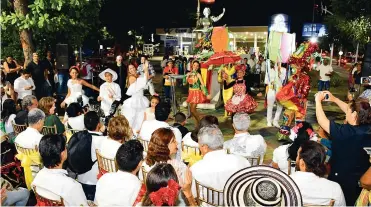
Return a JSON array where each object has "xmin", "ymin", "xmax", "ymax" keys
[{"xmin": 148, "ymin": 58, "xmax": 349, "ymax": 164}]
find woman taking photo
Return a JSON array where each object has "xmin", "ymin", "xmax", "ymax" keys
[
  {"xmin": 316, "ymin": 91, "xmax": 371, "ymax": 205},
  {"xmin": 39, "ymin": 97, "xmax": 65, "ymax": 134}
]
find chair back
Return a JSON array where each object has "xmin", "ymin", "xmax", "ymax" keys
[
  {"xmin": 15, "ymin": 143, "xmax": 38, "ymax": 156},
  {"xmin": 95, "ymin": 149, "xmax": 117, "ymax": 173},
  {"xmin": 304, "ymin": 199, "xmax": 335, "ymax": 207},
  {"xmin": 65, "ymin": 128, "xmax": 83, "ymax": 143},
  {"xmin": 141, "ymin": 166, "xmax": 148, "ymax": 185},
  {"xmin": 195, "ymin": 179, "xmax": 224, "ymax": 206},
  {"xmin": 41, "ymin": 125, "xmax": 57, "ymax": 135},
  {"xmin": 12, "ymin": 122, "xmax": 27, "ymax": 136},
  {"xmin": 181, "ymin": 142, "xmax": 201, "ymax": 156},
  {"xmin": 33, "ymin": 186, "xmax": 64, "ymax": 206},
  {"xmin": 138, "ymin": 138, "xmax": 150, "ymax": 152},
  {"xmin": 287, "ymin": 159, "xmax": 296, "ymax": 175},
  {"xmin": 245, "ymin": 156, "xmax": 260, "ymax": 166}
]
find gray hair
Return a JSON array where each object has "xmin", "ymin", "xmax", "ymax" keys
[
  {"xmin": 233, "ymin": 113, "xmax": 250, "ymax": 131},
  {"xmin": 22, "ymin": 95, "xmax": 37, "ymax": 110},
  {"xmin": 28, "ymin": 108, "xmax": 45, "ymax": 126},
  {"xmin": 198, "ymin": 125, "xmax": 224, "ymax": 150}
]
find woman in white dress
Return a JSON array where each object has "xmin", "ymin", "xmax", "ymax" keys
[
  {"xmin": 144, "ymin": 95, "xmax": 160, "ymax": 121},
  {"xmin": 60, "ymin": 66, "xmax": 99, "ymax": 108},
  {"xmin": 121, "ymin": 63, "xmax": 149, "ymax": 132},
  {"xmin": 97, "ymin": 68, "xmax": 121, "ymax": 116}
]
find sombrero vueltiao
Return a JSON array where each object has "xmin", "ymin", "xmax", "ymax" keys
[
  {"xmin": 99, "ymin": 68, "xmax": 118, "ymax": 81},
  {"xmin": 224, "ymin": 166, "xmax": 302, "ymax": 207}
]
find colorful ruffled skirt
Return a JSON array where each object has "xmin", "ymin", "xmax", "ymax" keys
[
  {"xmin": 225, "ymin": 94, "xmax": 258, "ymax": 113},
  {"xmin": 187, "ymin": 89, "xmax": 207, "ymax": 104}
]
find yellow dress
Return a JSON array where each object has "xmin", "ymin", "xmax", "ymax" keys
[{"xmin": 218, "ymin": 66, "xmax": 235, "ymax": 117}]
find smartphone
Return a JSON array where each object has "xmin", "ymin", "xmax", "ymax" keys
[
  {"xmin": 363, "ymin": 147, "xmax": 371, "ymax": 155},
  {"xmin": 324, "ymin": 94, "xmax": 329, "ymax": 100}
]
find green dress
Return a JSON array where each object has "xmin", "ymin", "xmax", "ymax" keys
[{"xmin": 44, "ymin": 115, "xmax": 65, "ymax": 134}]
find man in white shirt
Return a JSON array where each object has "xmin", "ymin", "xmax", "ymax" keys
[
  {"xmin": 224, "ymin": 113, "xmax": 267, "ymax": 165},
  {"xmin": 15, "ymin": 108, "xmax": 44, "ymax": 149},
  {"xmin": 191, "ymin": 125, "xmax": 250, "ymax": 205},
  {"xmin": 77, "ymin": 111, "xmax": 105, "ymax": 201},
  {"xmin": 32, "ymin": 134, "xmax": 88, "ymax": 206},
  {"xmin": 248, "ymin": 54, "xmax": 257, "ymax": 72},
  {"xmin": 14, "ymin": 69, "xmax": 35, "ymax": 100},
  {"xmin": 291, "ymin": 141, "xmax": 346, "ymax": 206},
  {"xmin": 95, "ymin": 140, "xmax": 143, "ymax": 206},
  {"xmin": 316, "ymin": 58, "xmax": 333, "ymax": 91},
  {"xmin": 139, "ymin": 103, "xmax": 182, "ymax": 160}
]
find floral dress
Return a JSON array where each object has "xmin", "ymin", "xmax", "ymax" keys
[
  {"xmin": 184, "ymin": 72, "xmax": 208, "ymax": 104},
  {"xmin": 224, "ymin": 79, "xmax": 258, "ymax": 113}
]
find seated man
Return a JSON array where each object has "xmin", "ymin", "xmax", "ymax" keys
[
  {"xmin": 140, "ymin": 102, "xmax": 182, "ymax": 160},
  {"xmin": 291, "ymin": 141, "xmax": 345, "ymax": 206},
  {"xmin": 14, "ymin": 95, "xmax": 38, "ymax": 125},
  {"xmin": 32, "ymin": 134, "xmax": 88, "ymax": 206},
  {"xmin": 191, "ymin": 125, "xmax": 250, "ymax": 203},
  {"xmin": 15, "ymin": 108, "xmax": 44, "ymax": 149},
  {"xmin": 173, "ymin": 112, "xmax": 189, "ymax": 138},
  {"xmin": 224, "ymin": 113, "xmax": 267, "ymax": 164},
  {"xmin": 95, "ymin": 140, "xmax": 143, "ymax": 206}
]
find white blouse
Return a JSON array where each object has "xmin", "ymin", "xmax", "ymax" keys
[{"xmin": 272, "ymin": 144, "xmax": 295, "ymax": 174}]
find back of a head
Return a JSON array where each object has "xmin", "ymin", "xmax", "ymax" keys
[
  {"xmin": 22, "ymin": 95, "xmax": 37, "ymax": 110},
  {"xmin": 200, "ymin": 115, "xmax": 219, "ymax": 128},
  {"xmin": 1, "ymin": 99, "xmax": 16, "ymax": 121},
  {"xmin": 288, "ymin": 122, "xmax": 313, "ymax": 160},
  {"xmin": 174, "ymin": 112, "xmax": 186, "ymax": 123},
  {"xmin": 66, "ymin": 103, "xmax": 83, "ymax": 118},
  {"xmin": 155, "ymin": 103, "xmax": 171, "ymax": 122},
  {"xmin": 350, "ymin": 100, "xmax": 371, "ymax": 125},
  {"xmin": 108, "ymin": 115, "xmax": 131, "ymax": 142},
  {"xmin": 233, "ymin": 113, "xmax": 250, "ymax": 131},
  {"xmin": 116, "ymin": 140, "xmax": 144, "ymax": 172},
  {"xmin": 39, "ymin": 134, "xmax": 66, "ymax": 168},
  {"xmin": 299, "ymin": 141, "xmax": 327, "ymax": 177},
  {"xmin": 84, "ymin": 111, "xmax": 100, "ymax": 131},
  {"xmin": 146, "ymin": 128, "xmax": 174, "ymax": 166},
  {"xmin": 198, "ymin": 125, "xmax": 224, "ymax": 150},
  {"xmin": 28, "ymin": 108, "xmax": 45, "ymax": 126}
]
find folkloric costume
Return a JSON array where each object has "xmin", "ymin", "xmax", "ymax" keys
[
  {"xmin": 184, "ymin": 70, "xmax": 209, "ymax": 104},
  {"xmin": 276, "ymin": 41, "xmax": 317, "ymax": 140},
  {"xmin": 98, "ymin": 69, "xmax": 121, "ymax": 116},
  {"xmin": 218, "ymin": 65, "xmax": 235, "ymax": 116},
  {"xmin": 224, "ymin": 66, "xmax": 258, "ymax": 114}
]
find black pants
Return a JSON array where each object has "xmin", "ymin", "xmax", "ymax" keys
[{"xmin": 80, "ymin": 183, "xmax": 96, "ymax": 201}]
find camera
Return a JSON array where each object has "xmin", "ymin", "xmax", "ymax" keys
[{"xmin": 360, "ymin": 77, "xmax": 371, "ymax": 85}]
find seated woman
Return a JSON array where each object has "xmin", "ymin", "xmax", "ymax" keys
[
  {"xmin": 139, "ymin": 128, "xmax": 187, "ymax": 187},
  {"xmin": 315, "ymin": 91, "xmax": 371, "ymax": 206},
  {"xmin": 272, "ymin": 122, "xmax": 315, "ymax": 174},
  {"xmin": 65, "ymin": 103, "xmax": 85, "ymax": 130},
  {"xmin": 137, "ymin": 163, "xmax": 196, "ymax": 206},
  {"xmin": 1, "ymin": 99, "xmax": 17, "ymax": 141},
  {"xmin": 99, "ymin": 116, "xmax": 132, "ymax": 159},
  {"xmin": 39, "ymin": 97, "xmax": 65, "ymax": 134}
]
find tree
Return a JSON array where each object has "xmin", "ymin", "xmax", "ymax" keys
[{"xmin": 0, "ymin": 0, "xmax": 103, "ymax": 65}]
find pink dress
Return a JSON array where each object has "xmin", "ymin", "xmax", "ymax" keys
[{"xmin": 225, "ymin": 80, "xmax": 258, "ymax": 113}]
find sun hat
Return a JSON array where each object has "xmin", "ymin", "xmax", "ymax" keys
[{"xmin": 99, "ymin": 68, "xmax": 118, "ymax": 81}]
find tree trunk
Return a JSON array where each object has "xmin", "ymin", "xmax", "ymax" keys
[{"xmin": 14, "ymin": 0, "xmax": 35, "ymax": 66}]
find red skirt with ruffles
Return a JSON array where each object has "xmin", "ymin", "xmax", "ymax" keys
[
  {"xmin": 187, "ymin": 89, "xmax": 208, "ymax": 104},
  {"xmin": 225, "ymin": 94, "xmax": 258, "ymax": 113}
]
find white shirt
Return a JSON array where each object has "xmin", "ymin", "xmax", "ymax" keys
[
  {"xmin": 316, "ymin": 64, "xmax": 333, "ymax": 81},
  {"xmin": 272, "ymin": 144, "xmax": 295, "ymax": 174},
  {"xmin": 95, "ymin": 171, "xmax": 141, "ymax": 206},
  {"xmin": 99, "ymin": 82, "xmax": 121, "ymax": 116},
  {"xmin": 223, "ymin": 132, "xmax": 267, "ymax": 164},
  {"xmin": 190, "ymin": 150, "xmax": 250, "ymax": 199},
  {"xmin": 264, "ymin": 67, "xmax": 286, "ymax": 89},
  {"xmin": 15, "ymin": 127, "xmax": 43, "ymax": 149},
  {"xmin": 32, "ymin": 168, "xmax": 88, "ymax": 206},
  {"xmin": 14, "ymin": 76, "xmax": 36, "ymax": 99},
  {"xmin": 77, "ymin": 131, "xmax": 105, "ymax": 185},
  {"xmin": 182, "ymin": 132, "xmax": 199, "ymax": 147},
  {"xmin": 99, "ymin": 137, "xmax": 122, "ymax": 160},
  {"xmin": 248, "ymin": 59, "xmax": 256, "ymax": 70},
  {"xmin": 139, "ymin": 120, "xmax": 182, "ymax": 160},
  {"xmin": 67, "ymin": 115, "xmax": 85, "ymax": 130},
  {"xmin": 290, "ymin": 171, "xmax": 346, "ymax": 206},
  {"xmin": 4, "ymin": 114, "xmax": 16, "ymax": 134}
]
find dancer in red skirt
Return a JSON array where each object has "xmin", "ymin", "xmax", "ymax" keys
[
  {"xmin": 224, "ymin": 65, "xmax": 258, "ymax": 114},
  {"xmin": 183, "ymin": 60, "xmax": 209, "ymax": 126}
]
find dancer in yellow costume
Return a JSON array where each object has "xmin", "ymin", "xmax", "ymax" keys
[{"xmin": 218, "ymin": 64, "xmax": 235, "ymax": 117}]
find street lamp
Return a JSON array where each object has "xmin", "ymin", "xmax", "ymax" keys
[
  {"xmin": 338, "ymin": 50, "xmax": 343, "ymax": 66},
  {"xmin": 310, "ymin": 37, "xmax": 318, "ymax": 43}
]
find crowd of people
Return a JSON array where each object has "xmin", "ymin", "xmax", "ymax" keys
[{"xmin": 1, "ymin": 50, "xmax": 371, "ymax": 206}]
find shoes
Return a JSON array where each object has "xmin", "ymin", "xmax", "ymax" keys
[
  {"xmin": 273, "ymin": 121, "xmax": 280, "ymax": 128},
  {"xmin": 267, "ymin": 122, "xmax": 273, "ymax": 127}
]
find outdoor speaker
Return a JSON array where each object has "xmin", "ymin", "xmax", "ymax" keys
[
  {"xmin": 362, "ymin": 61, "xmax": 371, "ymax": 77},
  {"xmin": 56, "ymin": 44, "xmax": 69, "ymax": 70}
]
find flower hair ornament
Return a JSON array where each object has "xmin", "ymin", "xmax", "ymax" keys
[
  {"xmin": 290, "ymin": 123, "xmax": 317, "ymax": 141},
  {"xmin": 149, "ymin": 179, "xmax": 180, "ymax": 206}
]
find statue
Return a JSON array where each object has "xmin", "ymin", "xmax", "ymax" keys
[{"xmin": 199, "ymin": 7, "xmax": 225, "ymax": 31}]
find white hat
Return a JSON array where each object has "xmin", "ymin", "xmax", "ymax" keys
[{"xmin": 99, "ymin": 68, "xmax": 118, "ymax": 81}]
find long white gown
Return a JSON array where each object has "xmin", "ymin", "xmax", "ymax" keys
[
  {"xmin": 121, "ymin": 76, "xmax": 149, "ymax": 132},
  {"xmin": 65, "ymin": 79, "xmax": 90, "ymax": 107}
]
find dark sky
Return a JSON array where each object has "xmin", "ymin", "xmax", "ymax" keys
[{"xmin": 100, "ymin": 0, "xmax": 325, "ymax": 41}]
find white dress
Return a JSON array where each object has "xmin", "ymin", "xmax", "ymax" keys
[
  {"xmin": 65, "ymin": 79, "xmax": 89, "ymax": 107},
  {"xmin": 121, "ymin": 76, "xmax": 149, "ymax": 132},
  {"xmin": 144, "ymin": 108, "xmax": 155, "ymax": 121},
  {"xmin": 99, "ymin": 82, "xmax": 121, "ymax": 116}
]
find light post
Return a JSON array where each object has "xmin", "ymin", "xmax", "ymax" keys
[{"xmin": 338, "ymin": 50, "xmax": 343, "ymax": 66}]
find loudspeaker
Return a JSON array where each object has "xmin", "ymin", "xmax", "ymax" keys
[
  {"xmin": 56, "ymin": 44, "xmax": 69, "ymax": 70},
  {"xmin": 362, "ymin": 61, "xmax": 371, "ymax": 77}
]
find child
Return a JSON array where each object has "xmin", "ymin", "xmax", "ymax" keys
[
  {"xmin": 97, "ymin": 69, "xmax": 121, "ymax": 117},
  {"xmin": 173, "ymin": 112, "xmax": 189, "ymax": 138},
  {"xmin": 144, "ymin": 95, "xmax": 160, "ymax": 121}
]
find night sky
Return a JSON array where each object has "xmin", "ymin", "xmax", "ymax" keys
[{"xmin": 100, "ymin": 0, "xmax": 326, "ymax": 41}]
